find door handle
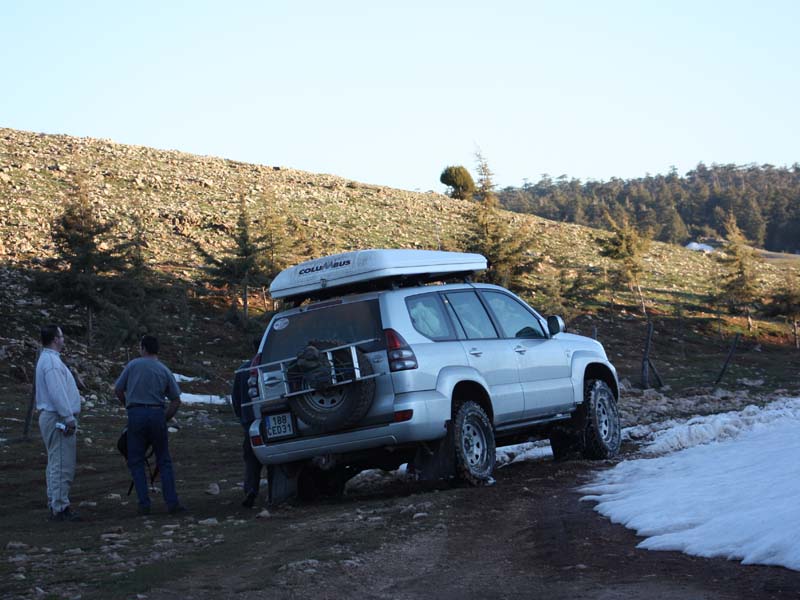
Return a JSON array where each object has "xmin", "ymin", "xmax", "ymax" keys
[
  {"xmin": 514, "ymin": 345, "xmax": 527, "ymax": 354},
  {"xmin": 468, "ymin": 348, "xmax": 483, "ymax": 357}
]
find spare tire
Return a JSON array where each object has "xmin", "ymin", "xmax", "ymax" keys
[{"xmin": 288, "ymin": 339, "xmax": 375, "ymax": 432}]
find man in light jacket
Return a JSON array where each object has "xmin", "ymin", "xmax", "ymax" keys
[{"xmin": 36, "ymin": 324, "xmax": 82, "ymax": 522}]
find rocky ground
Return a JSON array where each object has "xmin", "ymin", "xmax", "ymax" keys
[{"xmin": 2, "ymin": 386, "xmax": 799, "ymax": 600}]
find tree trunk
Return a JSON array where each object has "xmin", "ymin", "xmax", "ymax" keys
[
  {"xmin": 243, "ymin": 280, "xmax": 249, "ymax": 323},
  {"xmin": 794, "ymin": 318, "xmax": 799, "ymax": 350},
  {"xmin": 746, "ymin": 307, "xmax": 753, "ymax": 333},
  {"xmin": 87, "ymin": 306, "xmax": 94, "ymax": 348}
]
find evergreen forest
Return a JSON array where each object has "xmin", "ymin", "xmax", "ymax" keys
[{"xmin": 497, "ymin": 163, "xmax": 800, "ymax": 253}]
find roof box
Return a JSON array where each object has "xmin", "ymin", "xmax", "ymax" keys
[{"xmin": 269, "ymin": 249, "xmax": 487, "ymax": 301}]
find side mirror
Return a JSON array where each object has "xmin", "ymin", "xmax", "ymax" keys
[{"xmin": 547, "ymin": 315, "xmax": 565, "ymax": 336}]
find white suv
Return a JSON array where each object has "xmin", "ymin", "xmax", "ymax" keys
[{"xmin": 241, "ymin": 250, "xmax": 621, "ymax": 503}]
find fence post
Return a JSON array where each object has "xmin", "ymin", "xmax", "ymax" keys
[
  {"xmin": 714, "ymin": 333, "xmax": 740, "ymax": 387},
  {"xmin": 641, "ymin": 321, "xmax": 654, "ymax": 389}
]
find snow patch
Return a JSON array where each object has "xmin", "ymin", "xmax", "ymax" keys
[
  {"xmin": 685, "ymin": 242, "xmax": 714, "ymax": 252},
  {"xmin": 174, "ymin": 373, "xmax": 200, "ymax": 383},
  {"xmin": 181, "ymin": 393, "xmax": 229, "ymax": 406},
  {"xmin": 581, "ymin": 397, "xmax": 800, "ymax": 571}
]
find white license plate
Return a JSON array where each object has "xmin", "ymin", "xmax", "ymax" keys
[{"xmin": 265, "ymin": 412, "xmax": 295, "ymax": 440}]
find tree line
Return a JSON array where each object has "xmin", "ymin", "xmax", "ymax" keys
[
  {"xmin": 494, "ymin": 163, "xmax": 800, "ymax": 252},
  {"xmin": 442, "ymin": 156, "xmax": 800, "ymax": 347}
]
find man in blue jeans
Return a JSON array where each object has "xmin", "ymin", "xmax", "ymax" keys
[{"xmin": 115, "ymin": 335, "xmax": 186, "ymax": 516}]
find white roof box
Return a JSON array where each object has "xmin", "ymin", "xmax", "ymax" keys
[{"xmin": 269, "ymin": 249, "xmax": 487, "ymax": 300}]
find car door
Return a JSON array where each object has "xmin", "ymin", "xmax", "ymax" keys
[
  {"xmin": 480, "ymin": 290, "xmax": 574, "ymax": 418},
  {"xmin": 442, "ymin": 290, "xmax": 524, "ymax": 424}
]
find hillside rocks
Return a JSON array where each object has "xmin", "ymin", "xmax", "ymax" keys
[{"xmin": 0, "ymin": 127, "xmax": 474, "ymax": 271}]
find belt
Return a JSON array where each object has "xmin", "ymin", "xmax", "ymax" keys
[{"xmin": 127, "ymin": 404, "xmax": 164, "ymax": 410}]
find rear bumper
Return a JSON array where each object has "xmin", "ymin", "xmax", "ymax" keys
[{"xmin": 249, "ymin": 390, "xmax": 450, "ymax": 465}]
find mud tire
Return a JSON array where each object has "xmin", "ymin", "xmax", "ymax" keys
[
  {"xmin": 578, "ymin": 379, "xmax": 621, "ymax": 459},
  {"xmin": 453, "ymin": 401, "xmax": 496, "ymax": 485}
]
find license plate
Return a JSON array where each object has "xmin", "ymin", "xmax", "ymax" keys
[{"xmin": 265, "ymin": 412, "xmax": 295, "ymax": 440}]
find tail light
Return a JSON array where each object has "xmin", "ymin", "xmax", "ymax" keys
[
  {"xmin": 247, "ymin": 353, "xmax": 261, "ymax": 398},
  {"xmin": 384, "ymin": 329, "xmax": 418, "ymax": 372}
]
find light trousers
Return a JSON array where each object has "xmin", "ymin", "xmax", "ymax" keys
[{"xmin": 39, "ymin": 410, "xmax": 77, "ymax": 513}]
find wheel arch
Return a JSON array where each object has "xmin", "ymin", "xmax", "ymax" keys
[
  {"xmin": 583, "ymin": 362, "xmax": 619, "ymax": 400},
  {"xmin": 450, "ymin": 380, "xmax": 494, "ymax": 423}
]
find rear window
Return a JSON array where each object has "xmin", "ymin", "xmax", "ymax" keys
[{"xmin": 262, "ymin": 300, "xmax": 384, "ymax": 362}]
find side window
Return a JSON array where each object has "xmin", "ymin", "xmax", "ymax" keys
[
  {"xmin": 482, "ymin": 291, "xmax": 546, "ymax": 339},
  {"xmin": 406, "ymin": 294, "xmax": 454, "ymax": 340},
  {"xmin": 444, "ymin": 292, "xmax": 498, "ymax": 340}
]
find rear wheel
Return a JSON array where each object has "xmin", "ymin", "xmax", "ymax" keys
[{"xmin": 453, "ymin": 401, "xmax": 495, "ymax": 485}]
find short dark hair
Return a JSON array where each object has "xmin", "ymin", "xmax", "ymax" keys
[
  {"xmin": 140, "ymin": 335, "xmax": 159, "ymax": 355},
  {"xmin": 41, "ymin": 324, "xmax": 61, "ymax": 346}
]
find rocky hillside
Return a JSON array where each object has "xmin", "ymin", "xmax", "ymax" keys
[{"xmin": 1, "ymin": 127, "xmax": 798, "ymax": 401}]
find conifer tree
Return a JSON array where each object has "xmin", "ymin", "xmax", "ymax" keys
[
  {"xmin": 597, "ymin": 213, "xmax": 650, "ymax": 316},
  {"xmin": 717, "ymin": 213, "xmax": 760, "ymax": 331},
  {"xmin": 463, "ymin": 151, "xmax": 537, "ymax": 291},
  {"xmin": 205, "ymin": 196, "xmax": 277, "ymax": 322},
  {"xmin": 768, "ymin": 273, "xmax": 800, "ymax": 349},
  {"xmin": 49, "ymin": 176, "xmax": 121, "ymax": 344},
  {"xmin": 440, "ymin": 165, "xmax": 475, "ymax": 200}
]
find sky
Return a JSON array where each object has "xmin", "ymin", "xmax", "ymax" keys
[{"xmin": 3, "ymin": 1, "xmax": 798, "ymax": 192}]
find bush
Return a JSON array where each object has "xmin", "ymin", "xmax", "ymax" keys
[{"xmin": 440, "ymin": 166, "xmax": 475, "ymax": 200}]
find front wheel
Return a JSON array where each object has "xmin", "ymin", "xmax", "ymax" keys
[
  {"xmin": 579, "ymin": 379, "xmax": 621, "ymax": 459},
  {"xmin": 453, "ymin": 401, "xmax": 496, "ymax": 485}
]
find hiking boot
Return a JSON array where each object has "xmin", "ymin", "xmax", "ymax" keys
[
  {"xmin": 137, "ymin": 505, "xmax": 151, "ymax": 516},
  {"xmin": 242, "ymin": 492, "xmax": 257, "ymax": 508},
  {"xmin": 167, "ymin": 503, "xmax": 187, "ymax": 515}
]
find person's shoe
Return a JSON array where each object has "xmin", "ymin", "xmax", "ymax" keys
[
  {"xmin": 241, "ymin": 492, "xmax": 257, "ymax": 508},
  {"xmin": 51, "ymin": 507, "xmax": 83, "ymax": 522},
  {"xmin": 167, "ymin": 503, "xmax": 187, "ymax": 515},
  {"xmin": 137, "ymin": 505, "xmax": 151, "ymax": 516}
]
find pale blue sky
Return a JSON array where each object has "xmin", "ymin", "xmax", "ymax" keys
[{"xmin": 2, "ymin": 1, "xmax": 798, "ymax": 191}]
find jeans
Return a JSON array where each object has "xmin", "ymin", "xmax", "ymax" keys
[
  {"xmin": 243, "ymin": 424, "xmax": 263, "ymax": 496},
  {"xmin": 127, "ymin": 406, "xmax": 179, "ymax": 509}
]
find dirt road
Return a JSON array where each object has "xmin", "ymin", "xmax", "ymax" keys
[
  {"xmin": 3, "ymin": 388, "xmax": 799, "ymax": 600},
  {"xmin": 140, "ymin": 458, "xmax": 799, "ymax": 600}
]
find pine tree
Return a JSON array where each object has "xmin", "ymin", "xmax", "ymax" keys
[
  {"xmin": 768, "ymin": 273, "xmax": 800, "ymax": 349},
  {"xmin": 205, "ymin": 196, "xmax": 278, "ymax": 322},
  {"xmin": 463, "ymin": 151, "xmax": 538, "ymax": 291},
  {"xmin": 717, "ymin": 213, "xmax": 760, "ymax": 331},
  {"xmin": 597, "ymin": 213, "xmax": 650, "ymax": 316},
  {"xmin": 440, "ymin": 165, "xmax": 475, "ymax": 200},
  {"xmin": 49, "ymin": 176, "xmax": 122, "ymax": 344}
]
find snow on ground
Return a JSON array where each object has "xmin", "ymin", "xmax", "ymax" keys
[
  {"xmin": 174, "ymin": 373, "xmax": 201, "ymax": 383},
  {"xmin": 581, "ymin": 397, "xmax": 800, "ymax": 571},
  {"xmin": 181, "ymin": 393, "xmax": 229, "ymax": 405},
  {"xmin": 686, "ymin": 242, "xmax": 715, "ymax": 252}
]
